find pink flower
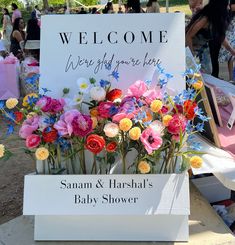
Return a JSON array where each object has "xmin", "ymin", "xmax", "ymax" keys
[
  {"xmin": 167, "ymin": 114, "xmax": 187, "ymax": 135},
  {"xmin": 140, "ymin": 127, "xmax": 162, "ymax": 154},
  {"xmin": 71, "ymin": 114, "xmax": 93, "ymax": 137},
  {"xmin": 127, "ymin": 80, "xmax": 148, "ymax": 98},
  {"xmin": 19, "ymin": 116, "xmax": 40, "ymax": 139},
  {"xmin": 112, "ymin": 112, "xmax": 134, "ymax": 123},
  {"xmin": 36, "ymin": 96, "xmax": 65, "ymax": 114},
  {"xmin": 143, "ymin": 89, "xmax": 162, "ymax": 104},
  {"xmin": 98, "ymin": 102, "xmax": 115, "ymax": 118},
  {"xmin": 54, "ymin": 109, "xmax": 80, "ymax": 136},
  {"xmin": 26, "ymin": 134, "xmax": 41, "ymax": 148},
  {"xmin": 172, "ymin": 134, "xmax": 180, "ymax": 142}
]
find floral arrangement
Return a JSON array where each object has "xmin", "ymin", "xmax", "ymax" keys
[{"xmin": 0, "ymin": 66, "xmax": 207, "ymax": 175}]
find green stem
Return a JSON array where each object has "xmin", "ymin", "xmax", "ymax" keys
[{"xmin": 121, "ymin": 131, "xmax": 126, "ymax": 174}]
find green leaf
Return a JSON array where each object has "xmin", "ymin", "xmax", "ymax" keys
[{"xmin": 89, "ymin": 78, "xmax": 96, "ymax": 84}]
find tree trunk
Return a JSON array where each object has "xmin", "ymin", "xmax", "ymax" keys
[{"xmin": 43, "ymin": 0, "xmax": 49, "ymax": 11}]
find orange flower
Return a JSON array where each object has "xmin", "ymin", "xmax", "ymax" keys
[
  {"xmin": 193, "ymin": 80, "xmax": 203, "ymax": 90},
  {"xmin": 90, "ymin": 108, "xmax": 99, "ymax": 117},
  {"xmin": 183, "ymin": 100, "xmax": 197, "ymax": 120},
  {"xmin": 142, "ymin": 109, "xmax": 152, "ymax": 123}
]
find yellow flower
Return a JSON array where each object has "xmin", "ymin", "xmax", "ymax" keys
[
  {"xmin": 138, "ymin": 161, "xmax": 151, "ymax": 174},
  {"xmin": 26, "ymin": 112, "xmax": 37, "ymax": 119},
  {"xmin": 119, "ymin": 118, "xmax": 133, "ymax": 132},
  {"xmin": 0, "ymin": 144, "xmax": 5, "ymax": 158},
  {"xmin": 150, "ymin": 100, "xmax": 163, "ymax": 113},
  {"xmin": 162, "ymin": 115, "xmax": 173, "ymax": 126},
  {"xmin": 194, "ymin": 73, "xmax": 201, "ymax": 79},
  {"xmin": 6, "ymin": 98, "xmax": 18, "ymax": 109},
  {"xmin": 90, "ymin": 108, "xmax": 99, "ymax": 117},
  {"xmin": 23, "ymin": 93, "xmax": 38, "ymax": 107},
  {"xmin": 35, "ymin": 147, "xmax": 49, "ymax": 161},
  {"xmin": 129, "ymin": 127, "xmax": 141, "ymax": 140},
  {"xmin": 192, "ymin": 80, "xmax": 203, "ymax": 90},
  {"xmin": 190, "ymin": 156, "xmax": 203, "ymax": 169},
  {"xmin": 91, "ymin": 117, "xmax": 98, "ymax": 129}
]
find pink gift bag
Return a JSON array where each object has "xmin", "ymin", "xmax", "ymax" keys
[{"xmin": 0, "ymin": 63, "xmax": 20, "ymax": 100}]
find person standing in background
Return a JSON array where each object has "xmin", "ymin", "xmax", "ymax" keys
[
  {"xmin": 11, "ymin": 3, "xmax": 22, "ymax": 24},
  {"xmin": 146, "ymin": 0, "xmax": 160, "ymax": 13},
  {"xmin": 2, "ymin": 8, "xmax": 12, "ymax": 51},
  {"xmin": 188, "ymin": 0, "xmax": 203, "ymax": 14}
]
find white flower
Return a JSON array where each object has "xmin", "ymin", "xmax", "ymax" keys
[
  {"xmin": 149, "ymin": 120, "xmax": 165, "ymax": 135},
  {"xmin": 104, "ymin": 122, "xmax": 119, "ymax": 138},
  {"xmin": 90, "ymin": 86, "xmax": 106, "ymax": 102},
  {"xmin": 64, "ymin": 95, "xmax": 83, "ymax": 110},
  {"xmin": 76, "ymin": 78, "xmax": 90, "ymax": 93}
]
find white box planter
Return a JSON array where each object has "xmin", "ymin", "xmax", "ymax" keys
[{"xmin": 23, "ymin": 173, "xmax": 189, "ymax": 241}]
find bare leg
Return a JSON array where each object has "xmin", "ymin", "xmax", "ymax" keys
[{"xmin": 228, "ymin": 56, "xmax": 234, "ymax": 81}]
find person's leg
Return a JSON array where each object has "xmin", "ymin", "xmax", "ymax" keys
[
  {"xmin": 209, "ymin": 40, "xmax": 221, "ymax": 78},
  {"xmin": 228, "ymin": 56, "xmax": 234, "ymax": 81}
]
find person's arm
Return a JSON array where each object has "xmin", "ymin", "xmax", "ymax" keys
[
  {"xmin": 230, "ymin": 4, "xmax": 235, "ymax": 12},
  {"xmin": 222, "ymin": 38, "xmax": 235, "ymax": 56},
  {"xmin": 186, "ymin": 16, "xmax": 208, "ymax": 54},
  {"xmin": 2, "ymin": 16, "xmax": 7, "ymax": 33}
]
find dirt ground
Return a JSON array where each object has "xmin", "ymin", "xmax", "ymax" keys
[{"xmin": 0, "ymin": 122, "xmax": 34, "ymax": 225}]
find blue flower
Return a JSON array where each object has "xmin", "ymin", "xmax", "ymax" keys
[
  {"xmin": 173, "ymin": 94, "xmax": 183, "ymax": 105},
  {"xmin": 183, "ymin": 68, "xmax": 194, "ymax": 77},
  {"xmin": 45, "ymin": 127, "xmax": 52, "ymax": 133},
  {"xmin": 41, "ymin": 88, "xmax": 51, "ymax": 94},
  {"xmin": 145, "ymin": 80, "xmax": 152, "ymax": 87},
  {"xmin": 105, "ymin": 63, "xmax": 112, "ymax": 71},
  {"xmin": 44, "ymin": 116, "xmax": 56, "ymax": 125},
  {"xmin": 25, "ymin": 74, "xmax": 40, "ymax": 85},
  {"xmin": 156, "ymin": 64, "xmax": 164, "ymax": 74},
  {"xmin": 7, "ymin": 124, "xmax": 14, "ymax": 135},
  {"xmin": 27, "ymin": 95, "xmax": 38, "ymax": 106},
  {"xmin": 158, "ymin": 77, "xmax": 168, "ymax": 88},
  {"xmin": 99, "ymin": 79, "xmax": 110, "ymax": 88},
  {"xmin": 198, "ymin": 114, "xmax": 210, "ymax": 122},
  {"xmin": 182, "ymin": 88, "xmax": 196, "ymax": 100},
  {"xmin": 195, "ymin": 123, "xmax": 204, "ymax": 132},
  {"xmin": 109, "ymin": 106, "xmax": 118, "ymax": 116},
  {"xmin": 5, "ymin": 111, "xmax": 16, "ymax": 123},
  {"xmin": 57, "ymin": 137, "xmax": 70, "ymax": 151},
  {"xmin": 0, "ymin": 100, "xmax": 5, "ymax": 109},
  {"xmin": 189, "ymin": 142, "xmax": 202, "ymax": 151},
  {"xmin": 186, "ymin": 122, "xmax": 194, "ymax": 134},
  {"xmin": 111, "ymin": 71, "xmax": 119, "ymax": 81}
]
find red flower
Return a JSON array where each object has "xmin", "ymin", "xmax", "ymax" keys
[
  {"xmin": 42, "ymin": 127, "xmax": 58, "ymax": 143},
  {"xmin": 106, "ymin": 142, "xmax": 117, "ymax": 152},
  {"xmin": 97, "ymin": 102, "xmax": 115, "ymax": 118},
  {"xmin": 183, "ymin": 100, "xmax": 197, "ymax": 120},
  {"xmin": 14, "ymin": 111, "xmax": 24, "ymax": 123},
  {"xmin": 85, "ymin": 134, "xmax": 105, "ymax": 154},
  {"xmin": 106, "ymin": 89, "xmax": 122, "ymax": 102}
]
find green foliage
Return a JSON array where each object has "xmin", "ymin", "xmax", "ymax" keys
[{"xmin": 158, "ymin": 0, "xmax": 188, "ymax": 6}]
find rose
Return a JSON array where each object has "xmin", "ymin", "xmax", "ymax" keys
[
  {"xmin": 106, "ymin": 142, "xmax": 117, "ymax": 152},
  {"xmin": 71, "ymin": 114, "xmax": 93, "ymax": 137},
  {"xmin": 85, "ymin": 134, "xmax": 105, "ymax": 154},
  {"xmin": 35, "ymin": 147, "xmax": 49, "ymax": 160},
  {"xmin": 90, "ymin": 86, "xmax": 106, "ymax": 101},
  {"xmin": 6, "ymin": 98, "xmax": 18, "ymax": 109},
  {"xmin": 138, "ymin": 161, "xmax": 151, "ymax": 174},
  {"xmin": 183, "ymin": 100, "xmax": 197, "ymax": 120},
  {"xmin": 106, "ymin": 89, "xmax": 122, "ymax": 102},
  {"xmin": 140, "ymin": 127, "xmax": 162, "ymax": 154},
  {"xmin": 98, "ymin": 102, "xmax": 115, "ymax": 118},
  {"xmin": 104, "ymin": 122, "xmax": 119, "ymax": 138},
  {"xmin": 19, "ymin": 116, "xmax": 40, "ymax": 139},
  {"xmin": 167, "ymin": 114, "xmax": 187, "ymax": 135},
  {"xmin": 42, "ymin": 127, "xmax": 58, "ymax": 143},
  {"xmin": 26, "ymin": 134, "xmax": 41, "ymax": 148},
  {"xmin": 127, "ymin": 80, "xmax": 148, "ymax": 98}
]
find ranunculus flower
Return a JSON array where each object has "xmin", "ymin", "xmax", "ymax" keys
[
  {"xmin": 54, "ymin": 109, "xmax": 81, "ymax": 136},
  {"xmin": 150, "ymin": 100, "xmax": 163, "ymax": 113},
  {"xmin": 138, "ymin": 160, "xmax": 151, "ymax": 174},
  {"xmin": 19, "ymin": 116, "xmax": 40, "ymax": 139},
  {"xmin": 106, "ymin": 142, "xmax": 117, "ymax": 152},
  {"xmin": 140, "ymin": 127, "xmax": 162, "ymax": 154},
  {"xmin": 183, "ymin": 100, "xmax": 197, "ymax": 120},
  {"xmin": 71, "ymin": 114, "xmax": 93, "ymax": 137},
  {"xmin": 127, "ymin": 80, "xmax": 148, "ymax": 98},
  {"xmin": 119, "ymin": 118, "xmax": 133, "ymax": 132},
  {"xmin": 90, "ymin": 86, "xmax": 106, "ymax": 101},
  {"xmin": 129, "ymin": 127, "xmax": 141, "ymax": 140},
  {"xmin": 192, "ymin": 80, "xmax": 203, "ymax": 90},
  {"xmin": 26, "ymin": 134, "xmax": 41, "ymax": 149},
  {"xmin": 98, "ymin": 102, "xmax": 115, "ymax": 118},
  {"xmin": 91, "ymin": 117, "xmax": 98, "ymax": 129},
  {"xmin": 104, "ymin": 122, "xmax": 119, "ymax": 138},
  {"xmin": 14, "ymin": 111, "xmax": 24, "ymax": 123},
  {"xmin": 35, "ymin": 147, "xmax": 49, "ymax": 160},
  {"xmin": 190, "ymin": 156, "xmax": 203, "ymax": 168},
  {"xmin": 42, "ymin": 127, "xmax": 58, "ymax": 143},
  {"xmin": 162, "ymin": 115, "xmax": 173, "ymax": 127},
  {"xmin": 85, "ymin": 134, "xmax": 105, "ymax": 154},
  {"xmin": 36, "ymin": 96, "xmax": 65, "ymax": 114},
  {"xmin": 6, "ymin": 98, "xmax": 18, "ymax": 109},
  {"xmin": 106, "ymin": 89, "xmax": 122, "ymax": 102},
  {"xmin": 167, "ymin": 114, "xmax": 187, "ymax": 135}
]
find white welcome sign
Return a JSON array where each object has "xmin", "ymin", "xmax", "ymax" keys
[{"xmin": 40, "ymin": 13, "xmax": 185, "ymax": 97}]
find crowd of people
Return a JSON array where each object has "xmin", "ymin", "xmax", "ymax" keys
[{"xmin": 0, "ymin": 0, "xmax": 235, "ymax": 83}]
